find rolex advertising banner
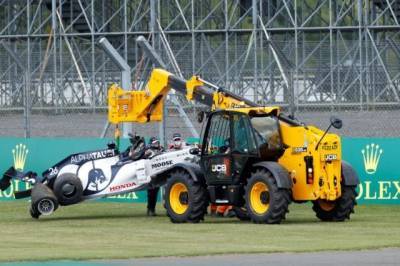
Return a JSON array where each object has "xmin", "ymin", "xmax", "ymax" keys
[
  {"xmin": 0, "ymin": 137, "xmax": 399, "ymax": 204},
  {"xmin": 0, "ymin": 138, "xmax": 147, "ymax": 202},
  {"xmin": 342, "ymin": 138, "xmax": 399, "ymax": 204}
]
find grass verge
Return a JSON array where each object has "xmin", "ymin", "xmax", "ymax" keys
[{"xmin": 0, "ymin": 201, "xmax": 399, "ymax": 262}]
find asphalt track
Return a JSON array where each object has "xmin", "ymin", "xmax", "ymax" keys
[{"xmin": 2, "ymin": 248, "xmax": 399, "ymax": 266}]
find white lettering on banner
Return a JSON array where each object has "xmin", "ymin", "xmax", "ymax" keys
[
  {"xmin": 364, "ymin": 181, "xmax": 377, "ymax": 199},
  {"xmin": 356, "ymin": 180, "xmax": 400, "ymax": 200},
  {"xmin": 1, "ymin": 182, "xmax": 14, "ymax": 198},
  {"xmin": 0, "ymin": 180, "xmax": 32, "ymax": 199},
  {"xmin": 393, "ymin": 181, "xmax": 400, "ymax": 199},
  {"xmin": 378, "ymin": 181, "xmax": 391, "ymax": 200},
  {"xmin": 107, "ymin": 192, "xmax": 138, "ymax": 199}
]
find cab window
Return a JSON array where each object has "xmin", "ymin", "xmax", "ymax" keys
[
  {"xmin": 232, "ymin": 114, "xmax": 257, "ymax": 154},
  {"xmin": 204, "ymin": 113, "xmax": 231, "ymax": 155},
  {"xmin": 250, "ymin": 116, "xmax": 282, "ymax": 150}
]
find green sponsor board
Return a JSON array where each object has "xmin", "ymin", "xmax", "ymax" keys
[
  {"xmin": 342, "ymin": 138, "xmax": 399, "ymax": 204},
  {"xmin": 0, "ymin": 138, "xmax": 147, "ymax": 202},
  {"xmin": 0, "ymin": 137, "xmax": 399, "ymax": 204}
]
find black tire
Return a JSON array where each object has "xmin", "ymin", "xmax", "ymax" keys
[
  {"xmin": 245, "ymin": 169, "xmax": 291, "ymax": 224},
  {"xmin": 30, "ymin": 207, "xmax": 40, "ymax": 219},
  {"xmin": 164, "ymin": 170, "xmax": 208, "ymax": 223},
  {"xmin": 233, "ymin": 206, "xmax": 250, "ymax": 221},
  {"xmin": 53, "ymin": 173, "xmax": 83, "ymax": 206},
  {"xmin": 30, "ymin": 183, "xmax": 59, "ymax": 218},
  {"xmin": 312, "ymin": 185, "xmax": 357, "ymax": 222}
]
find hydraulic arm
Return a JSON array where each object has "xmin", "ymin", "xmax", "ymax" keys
[{"xmin": 108, "ymin": 68, "xmax": 269, "ymax": 124}]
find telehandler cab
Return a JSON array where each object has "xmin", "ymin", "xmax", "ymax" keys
[{"xmin": 108, "ymin": 67, "xmax": 359, "ymax": 224}]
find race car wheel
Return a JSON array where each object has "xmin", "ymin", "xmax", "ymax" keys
[
  {"xmin": 53, "ymin": 173, "xmax": 83, "ymax": 206},
  {"xmin": 245, "ymin": 169, "xmax": 291, "ymax": 224},
  {"xmin": 164, "ymin": 170, "xmax": 208, "ymax": 223},
  {"xmin": 30, "ymin": 183, "xmax": 59, "ymax": 219},
  {"xmin": 312, "ymin": 185, "xmax": 357, "ymax": 222},
  {"xmin": 37, "ymin": 198, "xmax": 56, "ymax": 215}
]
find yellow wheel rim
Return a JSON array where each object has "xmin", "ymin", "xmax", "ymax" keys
[
  {"xmin": 250, "ymin": 181, "xmax": 270, "ymax": 215},
  {"xmin": 318, "ymin": 199, "xmax": 335, "ymax": 211},
  {"xmin": 169, "ymin": 182, "xmax": 189, "ymax": 215}
]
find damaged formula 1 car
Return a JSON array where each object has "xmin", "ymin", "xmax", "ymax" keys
[{"xmin": 0, "ymin": 135, "xmax": 199, "ymax": 219}]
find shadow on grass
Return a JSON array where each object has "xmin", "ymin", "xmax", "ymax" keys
[
  {"xmin": 25, "ymin": 212, "xmax": 159, "ymax": 222},
  {"xmin": 202, "ymin": 216, "xmax": 320, "ymax": 225},
  {"xmin": 282, "ymin": 218, "xmax": 323, "ymax": 225},
  {"xmin": 29, "ymin": 213, "xmax": 322, "ymax": 225},
  {"xmin": 37, "ymin": 214, "xmax": 243, "ymax": 223}
]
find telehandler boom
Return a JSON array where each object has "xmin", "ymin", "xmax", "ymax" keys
[{"xmin": 108, "ymin": 66, "xmax": 359, "ymax": 224}]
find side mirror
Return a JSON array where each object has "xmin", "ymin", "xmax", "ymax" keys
[
  {"xmin": 330, "ymin": 116, "xmax": 342, "ymax": 129},
  {"xmin": 315, "ymin": 116, "xmax": 342, "ymax": 150},
  {"xmin": 197, "ymin": 111, "xmax": 205, "ymax": 123}
]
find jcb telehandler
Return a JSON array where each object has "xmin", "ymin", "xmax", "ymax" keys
[{"xmin": 108, "ymin": 68, "xmax": 359, "ymax": 224}]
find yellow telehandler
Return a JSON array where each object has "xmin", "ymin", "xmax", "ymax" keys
[{"xmin": 108, "ymin": 67, "xmax": 359, "ymax": 224}]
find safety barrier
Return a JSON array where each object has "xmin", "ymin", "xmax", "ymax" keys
[{"xmin": 0, "ymin": 138, "xmax": 398, "ymax": 204}]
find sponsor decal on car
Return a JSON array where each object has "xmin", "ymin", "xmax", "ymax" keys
[
  {"xmin": 151, "ymin": 160, "xmax": 173, "ymax": 169},
  {"xmin": 109, "ymin": 182, "xmax": 137, "ymax": 192},
  {"xmin": 176, "ymin": 151, "xmax": 190, "ymax": 157},
  {"xmin": 153, "ymin": 156, "xmax": 168, "ymax": 162},
  {"xmin": 70, "ymin": 149, "xmax": 115, "ymax": 164},
  {"xmin": 87, "ymin": 168, "xmax": 109, "ymax": 192}
]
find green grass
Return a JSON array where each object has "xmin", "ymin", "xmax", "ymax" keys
[{"xmin": 0, "ymin": 202, "xmax": 399, "ymax": 262}]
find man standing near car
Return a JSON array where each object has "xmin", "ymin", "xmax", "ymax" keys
[
  {"xmin": 146, "ymin": 136, "xmax": 164, "ymax": 216},
  {"xmin": 168, "ymin": 133, "xmax": 185, "ymax": 150}
]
